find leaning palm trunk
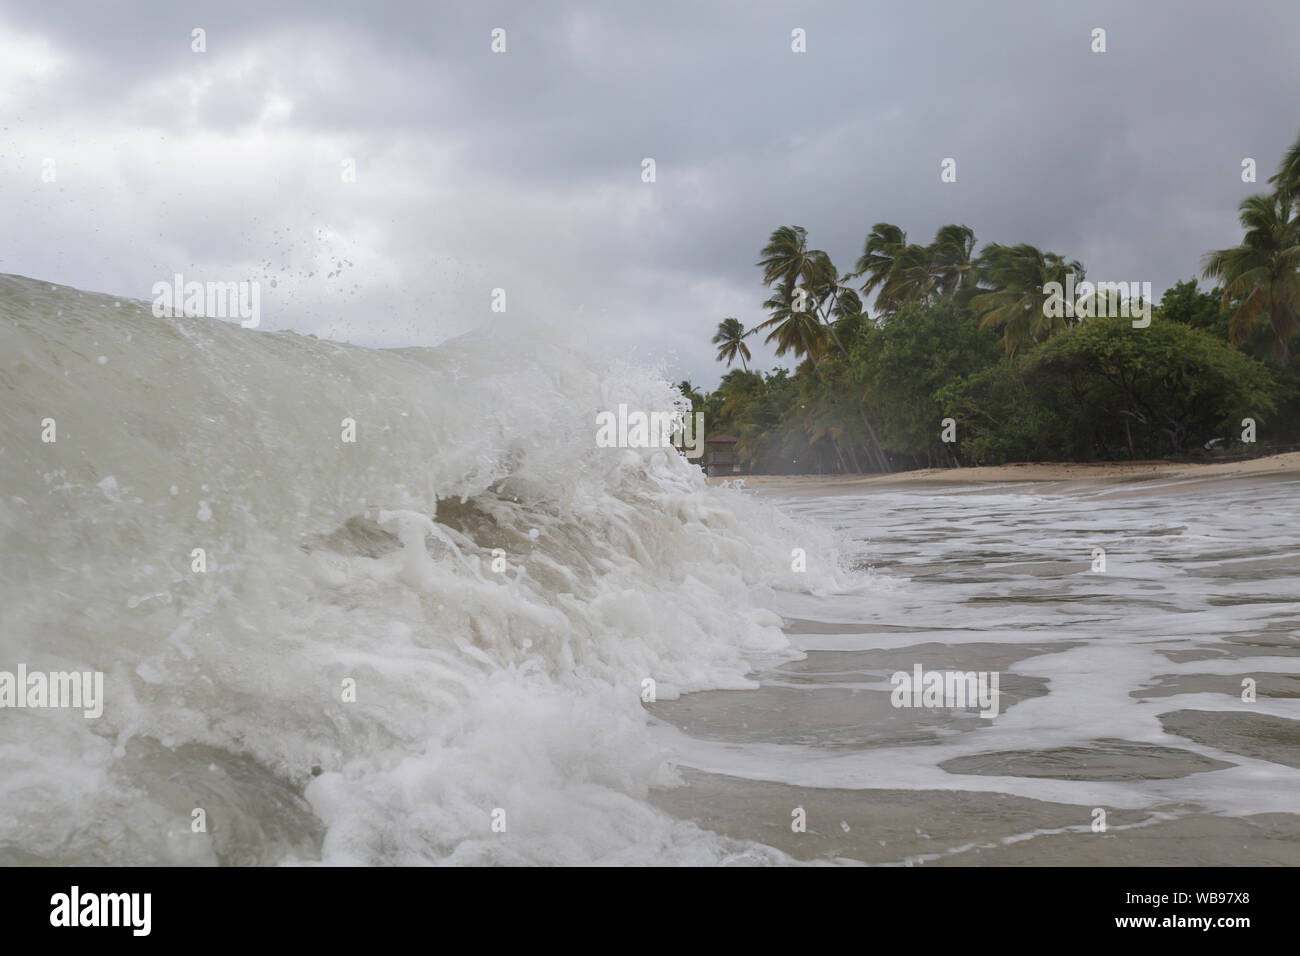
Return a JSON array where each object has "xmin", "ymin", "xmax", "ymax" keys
[
  {"xmin": 822, "ymin": 315, "xmax": 850, "ymax": 360},
  {"xmin": 803, "ymin": 335, "xmax": 874, "ymax": 474},
  {"xmin": 817, "ymin": 307, "xmax": 885, "ymax": 473},
  {"xmin": 858, "ymin": 395, "xmax": 891, "ymax": 473},
  {"xmin": 811, "ymin": 305, "xmax": 889, "ymax": 474},
  {"xmin": 795, "ymin": 328, "xmax": 851, "ymax": 474}
]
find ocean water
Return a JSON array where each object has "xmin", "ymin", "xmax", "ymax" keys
[
  {"xmin": 0, "ymin": 274, "xmax": 849, "ymax": 865},
  {"xmin": 3, "ymin": 273, "xmax": 1296, "ymax": 866},
  {"xmin": 650, "ymin": 479, "xmax": 1300, "ymax": 864}
]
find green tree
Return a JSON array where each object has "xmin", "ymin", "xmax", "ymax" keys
[
  {"xmin": 1024, "ymin": 314, "xmax": 1276, "ymax": 455},
  {"xmin": 943, "ymin": 316, "xmax": 1278, "ymax": 462},
  {"xmin": 755, "ymin": 227, "xmax": 829, "ymax": 361},
  {"xmin": 853, "ymin": 223, "xmax": 980, "ymax": 315},
  {"xmin": 853, "ymin": 222, "xmax": 908, "ymax": 306},
  {"xmin": 877, "ymin": 242, "xmax": 937, "ymax": 311},
  {"xmin": 930, "ymin": 224, "xmax": 980, "ymax": 300},
  {"xmin": 711, "ymin": 318, "xmax": 753, "ymax": 371},
  {"xmin": 969, "ymin": 243, "xmax": 1085, "ymax": 356},
  {"xmin": 1268, "ymin": 128, "xmax": 1300, "ymax": 200},
  {"xmin": 937, "ymin": 363, "xmax": 1068, "ymax": 465},
  {"xmin": 851, "ymin": 298, "xmax": 1002, "ymax": 466},
  {"xmin": 1201, "ymin": 193, "xmax": 1300, "ymax": 363},
  {"xmin": 755, "ymin": 288, "xmax": 826, "ymax": 361},
  {"xmin": 677, "ymin": 380, "xmax": 705, "ymax": 410},
  {"xmin": 755, "ymin": 226, "xmax": 884, "ymax": 471},
  {"xmin": 756, "ymin": 226, "xmax": 854, "ymax": 358},
  {"xmin": 1158, "ymin": 279, "xmax": 1229, "ymax": 339}
]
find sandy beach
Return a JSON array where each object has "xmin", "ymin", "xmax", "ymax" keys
[
  {"xmin": 710, "ymin": 451, "xmax": 1300, "ymax": 495},
  {"xmin": 667, "ymin": 452, "xmax": 1300, "ymax": 865}
]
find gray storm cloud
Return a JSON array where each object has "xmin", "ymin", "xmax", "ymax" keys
[{"xmin": 2, "ymin": 0, "xmax": 1298, "ymax": 386}]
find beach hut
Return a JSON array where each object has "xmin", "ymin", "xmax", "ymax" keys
[{"xmin": 704, "ymin": 434, "xmax": 741, "ymax": 476}]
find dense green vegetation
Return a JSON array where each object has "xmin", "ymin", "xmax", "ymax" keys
[{"xmin": 683, "ymin": 132, "xmax": 1300, "ymax": 473}]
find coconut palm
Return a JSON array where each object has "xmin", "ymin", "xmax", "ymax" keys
[
  {"xmin": 853, "ymin": 223, "xmax": 908, "ymax": 305},
  {"xmin": 854, "ymin": 224, "xmax": 980, "ymax": 314},
  {"xmin": 758, "ymin": 225, "xmax": 815, "ymax": 291},
  {"xmin": 804, "ymin": 249, "xmax": 855, "ymax": 356},
  {"xmin": 1268, "ymin": 128, "xmax": 1300, "ymax": 200},
  {"xmin": 757, "ymin": 227, "xmax": 853, "ymax": 358},
  {"xmin": 677, "ymin": 380, "xmax": 705, "ymax": 410},
  {"xmin": 755, "ymin": 286, "xmax": 827, "ymax": 361},
  {"xmin": 969, "ymin": 243, "xmax": 1085, "ymax": 356},
  {"xmin": 832, "ymin": 286, "xmax": 864, "ymax": 320},
  {"xmin": 711, "ymin": 317, "xmax": 754, "ymax": 370},
  {"xmin": 929, "ymin": 224, "xmax": 979, "ymax": 298},
  {"xmin": 1201, "ymin": 192, "xmax": 1300, "ymax": 362},
  {"xmin": 877, "ymin": 243, "xmax": 937, "ymax": 311},
  {"xmin": 759, "ymin": 226, "xmax": 889, "ymax": 472},
  {"xmin": 830, "ymin": 287, "xmax": 866, "ymax": 340}
]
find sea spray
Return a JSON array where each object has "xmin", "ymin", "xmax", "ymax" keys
[{"xmin": 0, "ymin": 273, "xmax": 854, "ymax": 865}]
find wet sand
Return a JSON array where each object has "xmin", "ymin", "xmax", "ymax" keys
[
  {"xmin": 662, "ymin": 455, "xmax": 1300, "ymax": 865},
  {"xmin": 648, "ymin": 642, "xmax": 1300, "ymax": 865},
  {"xmin": 710, "ymin": 451, "xmax": 1300, "ymax": 497},
  {"xmin": 650, "ymin": 769, "xmax": 1300, "ymax": 865}
]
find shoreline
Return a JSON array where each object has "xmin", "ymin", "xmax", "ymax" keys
[{"xmin": 708, "ymin": 450, "xmax": 1300, "ymax": 494}]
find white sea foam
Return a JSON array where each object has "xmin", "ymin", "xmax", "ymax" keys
[
  {"xmin": 0, "ymin": 274, "xmax": 852, "ymax": 865},
  {"xmin": 710, "ymin": 484, "xmax": 1300, "ymax": 824}
]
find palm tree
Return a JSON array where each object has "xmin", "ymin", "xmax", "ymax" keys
[
  {"xmin": 804, "ymin": 249, "xmax": 855, "ymax": 356},
  {"xmin": 711, "ymin": 317, "xmax": 754, "ymax": 370},
  {"xmin": 853, "ymin": 224, "xmax": 979, "ymax": 314},
  {"xmin": 830, "ymin": 286, "xmax": 865, "ymax": 340},
  {"xmin": 758, "ymin": 225, "xmax": 815, "ymax": 292},
  {"xmin": 755, "ymin": 286, "xmax": 826, "ymax": 361},
  {"xmin": 757, "ymin": 227, "xmax": 883, "ymax": 472},
  {"xmin": 677, "ymin": 380, "xmax": 705, "ymax": 409},
  {"xmin": 1268, "ymin": 129, "xmax": 1300, "ymax": 200},
  {"xmin": 877, "ymin": 243, "xmax": 937, "ymax": 310},
  {"xmin": 853, "ymin": 223, "xmax": 908, "ymax": 306},
  {"xmin": 760, "ymin": 226, "xmax": 903, "ymax": 473},
  {"xmin": 930, "ymin": 224, "xmax": 979, "ymax": 299},
  {"xmin": 757, "ymin": 226, "xmax": 852, "ymax": 358},
  {"xmin": 1202, "ymin": 192, "xmax": 1300, "ymax": 362},
  {"xmin": 832, "ymin": 286, "xmax": 864, "ymax": 319},
  {"xmin": 969, "ymin": 243, "xmax": 1085, "ymax": 356}
]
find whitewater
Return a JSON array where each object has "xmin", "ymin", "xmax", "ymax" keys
[
  {"xmin": 4, "ymin": 273, "xmax": 1297, "ymax": 867},
  {"xmin": 0, "ymin": 273, "xmax": 851, "ymax": 865}
]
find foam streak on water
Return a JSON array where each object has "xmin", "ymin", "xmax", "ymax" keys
[{"xmin": 658, "ymin": 481, "xmax": 1300, "ymax": 835}]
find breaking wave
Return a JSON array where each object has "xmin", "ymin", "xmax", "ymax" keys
[{"xmin": 0, "ymin": 273, "xmax": 849, "ymax": 865}]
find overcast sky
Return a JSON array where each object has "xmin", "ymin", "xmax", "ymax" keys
[{"xmin": 2, "ymin": 0, "xmax": 1298, "ymax": 388}]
